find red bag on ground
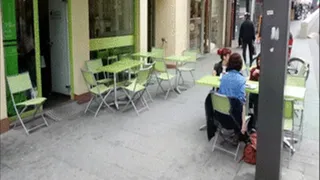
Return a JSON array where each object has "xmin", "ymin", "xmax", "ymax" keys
[{"xmin": 240, "ymin": 132, "xmax": 257, "ymax": 165}]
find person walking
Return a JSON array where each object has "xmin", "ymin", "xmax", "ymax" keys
[{"xmin": 239, "ymin": 12, "xmax": 256, "ymax": 66}]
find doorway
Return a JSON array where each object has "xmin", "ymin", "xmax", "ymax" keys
[
  {"xmin": 38, "ymin": 0, "xmax": 71, "ymax": 109},
  {"xmin": 147, "ymin": 0, "xmax": 155, "ymax": 51}
]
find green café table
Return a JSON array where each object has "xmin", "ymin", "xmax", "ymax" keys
[
  {"xmin": 164, "ymin": 55, "xmax": 193, "ymax": 94},
  {"xmin": 196, "ymin": 75, "xmax": 306, "ymax": 131},
  {"xmin": 196, "ymin": 75, "xmax": 306, "ymax": 100},
  {"xmin": 98, "ymin": 59, "xmax": 142, "ymax": 109},
  {"xmin": 132, "ymin": 52, "xmax": 156, "ymax": 68}
]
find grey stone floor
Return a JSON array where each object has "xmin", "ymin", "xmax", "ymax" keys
[{"xmin": 1, "ymin": 24, "xmax": 319, "ymax": 180}]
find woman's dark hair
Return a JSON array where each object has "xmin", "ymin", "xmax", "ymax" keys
[
  {"xmin": 217, "ymin": 48, "xmax": 231, "ymax": 60},
  {"xmin": 256, "ymin": 53, "xmax": 261, "ymax": 68},
  {"xmin": 227, "ymin": 53, "xmax": 243, "ymax": 72}
]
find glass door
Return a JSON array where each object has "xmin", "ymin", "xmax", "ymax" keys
[{"xmin": 189, "ymin": 0, "xmax": 204, "ymax": 53}]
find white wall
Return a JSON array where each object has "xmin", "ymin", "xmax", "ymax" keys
[{"xmin": 137, "ymin": 0, "xmax": 148, "ymax": 52}]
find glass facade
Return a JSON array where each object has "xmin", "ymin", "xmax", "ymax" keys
[{"xmin": 89, "ymin": 0, "xmax": 134, "ymax": 39}]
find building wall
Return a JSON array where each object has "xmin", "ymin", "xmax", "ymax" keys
[
  {"xmin": 70, "ymin": 0, "xmax": 90, "ymax": 96},
  {"xmin": 136, "ymin": 0, "xmax": 148, "ymax": 52},
  {"xmin": 175, "ymin": 0, "xmax": 189, "ymax": 55},
  {"xmin": 155, "ymin": 0, "xmax": 189, "ymax": 56}
]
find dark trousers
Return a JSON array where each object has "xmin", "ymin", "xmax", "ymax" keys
[
  {"xmin": 242, "ymin": 41, "xmax": 254, "ymax": 66},
  {"xmin": 249, "ymin": 94, "xmax": 259, "ymax": 129}
]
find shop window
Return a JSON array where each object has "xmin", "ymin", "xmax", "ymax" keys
[{"xmin": 89, "ymin": 0, "xmax": 134, "ymax": 39}]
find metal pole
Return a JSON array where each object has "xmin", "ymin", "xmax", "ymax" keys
[{"xmin": 255, "ymin": 0, "xmax": 291, "ymax": 179}]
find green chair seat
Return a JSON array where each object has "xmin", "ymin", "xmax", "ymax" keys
[
  {"xmin": 157, "ymin": 73, "xmax": 175, "ymax": 80},
  {"xmin": 123, "ymin": 82, "xmax": 145, "ymax": 92},
  {"xmin": 16, "ymin": 97, "xmax": 47, "ymax": 106},
  {"xmin": 90, "ymin": 84, "xmax": 112, "ymax": 95}
]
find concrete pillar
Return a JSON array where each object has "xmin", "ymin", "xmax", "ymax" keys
[
  {"xmin": 0, "ymin": 6, "xmax": 10, "ymax": 133},
  {"xmin": 155, "ymin": 0, "xmax": 188, "ymax": 56},
  {"xmin": 69, "ymin": 0, "xmax": 90, "ymax": 98},
  {"xmin": 136, "ymin": 0, "xmax": 148, "ymax": 52}
]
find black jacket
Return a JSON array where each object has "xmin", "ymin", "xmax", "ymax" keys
[
  {"xmin": 239, "ymin": 20, "xmax": 256, "ymax": 43},
  {"xmin": 205, "ymin": 92, "xmax": 243, "ymax": 141}
]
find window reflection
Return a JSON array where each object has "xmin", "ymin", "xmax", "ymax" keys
[{"xmin": 89, "ymin": 0, "xmax": 134, "ymax": 39}]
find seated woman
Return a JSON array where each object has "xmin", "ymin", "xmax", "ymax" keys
[
  {"xmin": 249, "ymin": 53, "xmax": 261, "ymax": 128},
  {"xmin": 212, "ymin": 48, "xmax": 232, "ymax": 76},
  {"xmin": 218, "ymin": 53, "xmax": 247, "ymax": 134}
]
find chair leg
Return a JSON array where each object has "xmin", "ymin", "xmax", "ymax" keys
[
  {"xmin": 145, "ymin": 88, "xmax": 153, "ymax": 102},
  {"xmin": 34, "ymin": 103, "xmax": 49, "ymax": 127},
  {"xmin": 212, "ymin": 132, "xmax": 219, "ymax": 152},
  {"xmin": 190, "ymin": 71, "xmax": 195, "ymax": 86},
  {"xmin": 156, "ymin": 79, "xmax": 165, "ymax": 95},
  {"xmin": 94, "ymin": 95, "xmax": 106, "ymax": 118},
  {"xmin": 102, "ymin": 90, "xmax": 116, "ymax": 113},
  {"xmin": 234, "ymin": 143, "xmax": 241, "ymax": 161},
  {"xmin": 14, "ymin": 106, "xmax": 29, "ymax": 135},
  {"xmin": 84, "ymin": 96, "xmax": 95, "ymax": 114},
  {"xmin": 122, "ymin": 91, "xmax": 140, "ymax": 116}
]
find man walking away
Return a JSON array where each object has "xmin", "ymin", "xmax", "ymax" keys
[{"xmin": 239, "ymin": 12, "xmax": 256, "ymax": 66}]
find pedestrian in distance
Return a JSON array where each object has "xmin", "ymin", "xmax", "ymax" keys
[{"xmin": 239, "ymin": 12, "xmax": 256, "ymax": 67}]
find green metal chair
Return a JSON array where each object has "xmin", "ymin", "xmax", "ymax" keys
[
  {"xmin": 154, "ymin": 57, "xmax": 176, "ymax": 100},
  {"xmin": 81, "ymin": 69, "xmax": 115, "ymax": 117},
  {"xmin": 283, "ymin": 98, "xmax": 298, "ymax": 156},
  {"xmin": 286, "ymin": 75, "xmax": 305, "ymax": 136},
  {"xmin": 211, "ymin": 93, "xmax": 251, "ymax": 161},
  {"xmin": 6, "ymin": 72, "xmax": 49, "ymax": 135},
  {"xmin": 177, "ymin": 50, "xmax": 197, "ymax": 86},
  {"xmin": 86, "ymin": 59, "xmax": 113, "ymax": 84},
  {"xmin": 121, "ymin": 66, "xmax": 153, "ymax": 115}
]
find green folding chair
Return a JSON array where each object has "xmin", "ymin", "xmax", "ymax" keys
[
  {"xmin": 6, "ymin": 72, "xmax": 49, "ymax": 135},
  {"xmin": 177, "ymin": 50, "xmax": 197, "ymax": 86},
  {"xmin": 121, "ymin": 66, "xmax": 153, "ymax": 115},
  {"xmin": 211, "ymin": 93, "xmax": 251, "ymax": 161},
  {"xmin": 81, "ymin": 69, "xmax": 115, "ymax": 117},
  {"xmin": 154, "ymin": 57, "xmax": 177, "ymax": 100},
  {"xmin": 86, "ymin": 59, "xmax": 113, "ymax": 84},
  {"xmin": 283, "ymin": 98, "xmax": 299, "ymax": 156}
]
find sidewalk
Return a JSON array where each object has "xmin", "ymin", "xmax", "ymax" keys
[{"xmin": 1, "ymin": 29, "xmax": 318, "ymax": 180}]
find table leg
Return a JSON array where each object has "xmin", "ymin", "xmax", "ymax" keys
[
  {"xmin": 199, "ymin": 124, "xmax": 207, "ymax": 131},
  {"xmin": 113, "ymin": 73, "xmax": 119, "ymax": 110},
  {"xmin": 174, "ymin": 63, "xmax": 182, "ymax": 94}
]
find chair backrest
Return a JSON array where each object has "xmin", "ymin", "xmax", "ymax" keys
[
  {"xmin": 151, "ymin": 47, "xmax": 164, "ymax": 58},
  {"xmin": 107, "ymin": 55, "xmax": 119, "ymax": 64},
  {"xmin": 81, "ymin": 69, "xmax": 98, "ymax": 88},
  {"xmin": 182, "ymin": 50, "xmax": 197, "ymax": 62},
  {"xmin": 7, "ymin": 72, "xmax": 33, "ymax": 94},
  {"xmin": 283, "ymin": 99, "xmax": 294, "ymax": 119},
  {"xmin": 154, "ymin": 58, "xmax": 167, "ymax": 73},
  {"xmin": 211, "ymin": 93, "xmax": 231, "ymax": 116},
  {"xmin": 137, "ymin": 65, "xmax": 153, "ymax": 85},
  {"xmin": 119, "ymin": 54, "xmax": 131, "ymax": 61},
  {"xmin": 286, "ymin": 75, "xmax": 306, "ymax": 87},
  {"xmin": 86, "ymin": 59, "xmax": 103, "ymax": 73}
]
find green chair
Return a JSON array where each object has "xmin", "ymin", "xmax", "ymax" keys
[
  {"xmin": 177, "ymin": 50, "xmax": 197, "ymax": 86},
  {"xmin": 286, "ymin": 75, "xmax": 305, "ymax": 135},
  {"xmin": 107, "ymin": 55, "xmax": 119, "ymax": 64},
  {"xmin": 81, "ymin": 69, "xmax": 115, "ymax": 117},
  {"xmin": 86, "ymin": 59, "xmax": 113, "ymax": 84},
  {"xmin": 283, "ymin": 98, "xmax": 298, "ymax": 156},
  {"xmin": 6, "ymin": 72, "xmax": 49, "ymax": 135},
  {"xmin": 121, "ymin": 66, "xmax": 153, "ymax": 115},
  {"xmin": 211, "ymin": 93, "xmax": 251, "ymax": 161},
  {"xmin": 154, "ymin": 57, "xmax": 176, "ymax": 100}
]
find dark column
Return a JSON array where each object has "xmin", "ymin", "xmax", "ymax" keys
[{"xmin": 255, "ymin": 0, "xmax": 291, "ymax": 179}]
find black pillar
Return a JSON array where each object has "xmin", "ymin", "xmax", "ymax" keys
[{"xmin": 255, "ymin": 0, "xmax": 291, "ymax": 179}]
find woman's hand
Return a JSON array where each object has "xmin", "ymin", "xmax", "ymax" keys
[
  {"xmin": 253, "ymin": 69, "xmax": 260, "ymax": 76},
  {"xmin": 241, "ymin": 126, "xmax": 247, "ymax": 134}
]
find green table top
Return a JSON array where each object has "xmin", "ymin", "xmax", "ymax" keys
[
  {"xmin": 98, "ymin": 59, "xmax": 142, "ymax": 73},
  {"xmin": 196, "ymin": 75, "xmax": 306, "ymax": 100},
  {"xmin": 165, "ymin": 55, "xmax": 193, "ymax": 62},
  {"xmin": 132, "ymin": 52, "xmax": 154, "ymax": 57}
]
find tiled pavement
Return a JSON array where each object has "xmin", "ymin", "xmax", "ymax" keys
[{"xmin": 1, "ymin": 25, "xmax": 319, "ymax": 180}]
